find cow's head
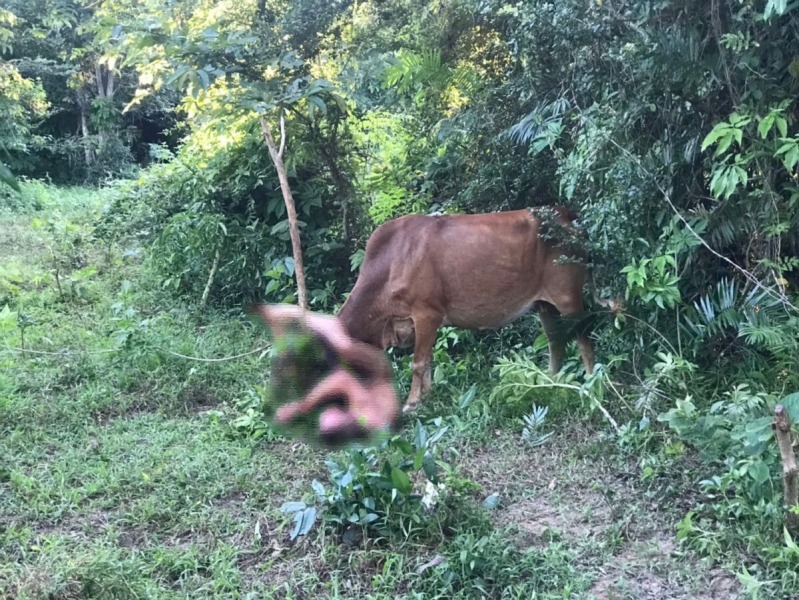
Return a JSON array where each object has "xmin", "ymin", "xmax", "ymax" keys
[
  {"xmin": 338, "ymin": 297, "xmax": 382, "ymax": 348},
  {"xmin": 338, "ymin": 300, "xmax": 415, "ymax": 351}
]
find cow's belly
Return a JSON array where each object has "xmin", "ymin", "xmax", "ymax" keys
[{"xmin": 444, "ymin": 296, "xmax": 538, "ymax": 330}]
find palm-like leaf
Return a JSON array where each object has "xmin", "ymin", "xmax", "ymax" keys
[
  {"xmin": 685, "ymin": 277, "xmax": 795, "ymax": 352},
  {"xmin": 505, "ymin": 98, "xmax": 571, "ymax": 146}
]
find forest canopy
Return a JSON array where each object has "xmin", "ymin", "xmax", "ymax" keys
[{"xmin": 3, "ymin": 0, "xmax": 798, "ymax": 307}]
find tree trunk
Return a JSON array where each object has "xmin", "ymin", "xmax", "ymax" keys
[
  {"xmin": 323, "ymin": 148, "xmax": 354, "ymax": 242},
  {"xmin": 260, "ymin": 115, "xmax": 308, "ymax": 310},
  {"xmin": 307, "ymin": 118, "xmax": 355, "ymax": 246},
  {"xmin": 200, "ymin": 249, "xmax": 220, "ymax": 309},
  {"xmin": 78, "ymin": 90, "xmax": 94, "ymax": 166},
  {"xmin": 94, "ymin": 62, "xmax": 117, "ymax": 152},
  {"xmin": 286, "ymin": 106, "xmax": 357, "ymax": 249},
  {"xmin": 774, "ymin": 404, "xmax": 799, "ymax": 533}
]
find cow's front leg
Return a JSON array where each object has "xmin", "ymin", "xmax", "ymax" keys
[
  {"xmin": 545, "ymin": 297, "xmax": 595, "ymax": 376},
  {"xmin": 403, "ymin": 310, "xmax": 442, "ymax": 414}
]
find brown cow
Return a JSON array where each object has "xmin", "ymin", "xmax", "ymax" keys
[{"xmin": 337, "ymin": 207, "xmax": 596, "ymax": 413}]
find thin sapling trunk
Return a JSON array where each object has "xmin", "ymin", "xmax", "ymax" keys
[{"xmin": 260, "ymin": 114, "xmax": 308, "ymax": 310}]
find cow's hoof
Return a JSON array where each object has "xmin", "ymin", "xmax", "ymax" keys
[{"xmin": 402, "ymin": 403, "xmax": 418, "ymax": 415}]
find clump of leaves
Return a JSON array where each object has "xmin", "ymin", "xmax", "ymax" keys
[
  {"xmin": 658, "ymin": 385, "xmax": 777, "ymax": 497},
  {"xmin": 283, "ymin": 418, "xmax": 451, "ymax": 543},
  {"xmin": 659, "ymin": 387, "xmax": 790, "ymax": 553},
  {"xmin": 224, "ymin": 388, "xmax": 280, "ymax": 442}
]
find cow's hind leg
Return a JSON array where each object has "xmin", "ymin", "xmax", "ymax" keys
[
  {"xmin": 544, "ymin": 298, "xmax": 595, "ymax": 376},
  {"xmin": 538, "ymin": 302, "xmax": 566, "ymax": 375},
  {"xmin": 403, "ymin": 309, "xmax": 443, "ymax": 414},
  {"xmin": 576, "ymin": 332, "xmax": 595, "ymax": 375}
]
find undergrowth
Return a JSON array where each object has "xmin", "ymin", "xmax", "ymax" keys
[
  {"xmin": 5, "ymin": 182, "xmax": 799, "ymax": 598},
  {"xmin": 0, "ymin": 183, "xmax": 598, "ymax": 599}
]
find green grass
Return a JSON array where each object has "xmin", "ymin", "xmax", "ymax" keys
[{"xmin": 0, "ymin": 181, "xmax": 755, "ymax": 599}]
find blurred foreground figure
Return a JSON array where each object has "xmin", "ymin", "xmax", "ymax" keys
[{"xmin": 253, "ymin": 305, "xmax": 400, "ymax": 446}]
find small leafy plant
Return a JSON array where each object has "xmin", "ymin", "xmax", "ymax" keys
[
  {"xmin": 521, "ymin": 405, "xmax": 554, "ymax": 447},
  {"xmin": 284, "ymin": 418, "xmax": 451, "ymax": 543}
]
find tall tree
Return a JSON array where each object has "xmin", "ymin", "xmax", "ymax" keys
[
  {"xmin": 107, "ymin": 0, "xmax": 353, "ymax": 305},
  {"xmin": 0, "ymin": 7, "xmax": 48, "ymax": 190}
]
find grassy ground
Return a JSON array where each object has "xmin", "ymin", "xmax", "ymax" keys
[{"xmin": 0, "ymin": 183, "xmax": 746, "ymax": 599}]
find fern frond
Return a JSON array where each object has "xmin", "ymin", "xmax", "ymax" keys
[
  {"xmin": 384, "ymin": 49, "xmax": 448, "ymax": 94},
  {"xmin": 738, "ymin": 322, "xmax": 795, "ymax": 350},
  {"xmin": 687, "ymin": 278, "xmax": 737, "ymax": 336}
]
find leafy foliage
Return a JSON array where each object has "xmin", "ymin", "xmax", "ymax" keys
[{"xmin": 0, "ymin": 58, "xmax": 48, "ymax": 189}]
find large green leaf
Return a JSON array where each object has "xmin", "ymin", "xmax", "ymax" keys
[
  {"xmin": 780, "ymin": 392, "xmax": 799, "ymax": 425},
  {"xmin": 390, "ymin": 466, "xmax": 411, "ymax": 495}
]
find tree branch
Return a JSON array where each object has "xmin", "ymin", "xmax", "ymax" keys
[
  {"xmin": 200, "ymin": 249, "xmax": 220, "ymax": 309},
  {"xmin": 278, "ymin": 112, "xmax": 286, "ymax": 158},
  {"xmin": 285, "ymin": 104, "xmax": 355, "ymax": 241}
]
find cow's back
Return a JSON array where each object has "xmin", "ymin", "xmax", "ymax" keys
[{"xmin": 425, "ymin": 211, "xmax": 583, "ymax": 328}]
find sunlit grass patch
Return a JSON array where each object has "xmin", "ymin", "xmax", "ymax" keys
[{"xmin": 2, "ymin": 180, "xmax": 106, "ymax": 215}]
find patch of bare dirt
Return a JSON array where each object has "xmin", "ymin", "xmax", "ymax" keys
[
  {"xmin": 585, "ymin": 540, "xmax": 740, "ymax": 600},
  {"xmin": 497, "ymin": 492, "xmax": 609, "ymax": 548},
  {"xmin": 454, "ymin": 430, "xmax": 744, "ymax": 600},
  {"xmin": 174, "ymin": 384, "xmax": 218, "ymax": 414},
  {"xmin": 118, "ymin": 528, "xmax": 151, "ymax": 548},
  {"xmin": 585, "ymin": 535, "xmax": 679, "ymax": 600},
  {"xmin": 694, "ymin": 569, "xmax": 741, "ymax": 600}
]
